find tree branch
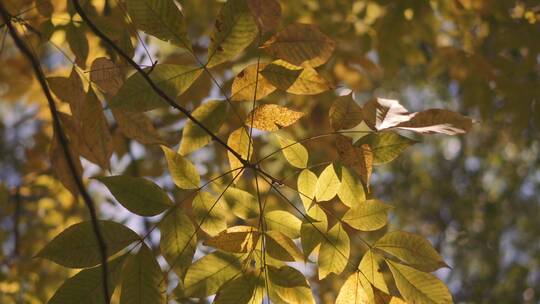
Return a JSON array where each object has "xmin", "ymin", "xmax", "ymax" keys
[{"xmin": 0, "ymin": 5, "xmax": 111, "ymax": 303}]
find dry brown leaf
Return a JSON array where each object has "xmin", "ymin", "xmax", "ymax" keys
[
  {"xmin": 247, "ymin": 0, "xmax": 281, "ymax": 32},
  {"xmin": 80, "ymin": 88, "xmax": 113, "ymax": 169},
  {"xmin": 329, "ymin": 93, "xmax": 363, "ymax": 130},
  {"xmin": 112, "ymin": 109, "xmax": 165, "ymax": 145},
  {"xmin": 49, "ymin": 131, "xmax": 82, "ymax": 197},
  {"xmin": 90, "ymin": 57, "xmax": 123, "ymax": 95},
  {"xmin": 335, "ymin": 135, "xmax": 372, "ymax": 189},
  {"xmin": 246, "ymin": 104, "xmax": 304, "ymax": 131}
]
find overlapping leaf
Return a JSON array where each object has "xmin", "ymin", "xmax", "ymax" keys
[
  {"xmin": 318, "ymin": 222, "xmax": 350, "ymax": 279},
  {"xmin": 247, "ymin": 104, "xmax": 304, "ymax": 131},
  {"xmin": 343, "ymin": 200, "xmax": 392, "ymax": 231},
  {"xmin": 162, "ymin": 146, "xmax": 200, "ymax": 189},
  {"xmin": 261, "ymin": 60, "xmax": 332, "ymax": 95},
  {"xmin": 231, "ymin": 63, "xmax": 276, "ymax": 101},
  {"xmin": 159, "ymin": 207, "xmax": 196, "ymax": 279}
]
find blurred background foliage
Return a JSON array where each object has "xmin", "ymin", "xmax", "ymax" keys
[{"xmin": 0, "ymin": 0, "xmax": 539, "ymax": 303}]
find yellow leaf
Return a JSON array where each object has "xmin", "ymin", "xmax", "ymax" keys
[
  {"xmin": 214, "ymin": 271, "xmax": 264, "ymax": 304},
  {"xmin": 387, "ymin": 260, "xmax": 453, "ymax": 304},
  {"xmin": 337, "ymin": 165, "xmax": 365, "ymax": 207},
  {"xmin": 162, "ymin": 146, "xmax": 200, "ymax": 189},
  {"xmin": 204, "ymin": 226, "xmax": 259, "ymax": 253},
  {"xmin": 265, "ymin": 210, "xmax": 302, "ymax": 239},
  {"xmin": 297, "ymin": 169, "xmax": 317, "ymax": 210},
  {"xmin": 335, "ymin": 272, "xmax": 370, "ymax": 304},
  {"xmin": 261, "ymin": 23, "xmax": 335, "ymax": 67},
  {"xmin": 246, "ymin": 104, "xmax": 304, "ymax": 131},
  {"xmin": 266, "ymin": 231, "xmax": 304, "ymax": 262},
  {"xmin": 318, "ymin": 222, "xmax": 349, "ymax": 279},
  {"xmin": 192, "ymin": 191, "xmax": 228, "ymax": 236},
  {"xmin": 276, "ymin": 134, "xmax": 308, "ymax": 168},
  {"xmin": 231, "ymin": 63, "xmax": 276, "ymax": 101},
  {"xmin": 222, "ymin": 187, "xmax": 260, "ymax": 220},
  {"xmin": 300, "ymin": 204, "xmax": 328, "ymax": 258},
  {"xmin": 359, "ymin": 250, "xmax": 390, "ymax": 294},
  {"xmin": 267, "ymin": 265, "xmax": 315, "ymax": 304},
  {"xmin": 342, "ymin": 200, "xmax": 392, "ymax": 231},
  {"xmin": 315, "ymin": 163, "xmax": 341, "ymax": 202},
  {"xmin": 261, "ymin": 60, "xmax": 332, "ymax": 95},
  {"xmin": 227, "ymin": 127, "xmax": 252, "ymax": 175},
  {"xmin": 159, "ymin": 207, "xmax": 196, "ymax": 279}
]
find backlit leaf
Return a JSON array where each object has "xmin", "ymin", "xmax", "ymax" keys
[
  {"xmin": 231, "ymin": 63, "xmax": 276, "ymax": 101},
  {"xmin": 357, "ymin": 132, "xmax": 417, "ymax": 164},
  {"xmin": 179, "ymin": 100, "xmax": 228, "ymax": 155},
  {"xmin": 387, "ymin": 260, "xmax": 452, "ymax": 304},
  {"xmin": 261, "ymin": 60, "xmax": 332, "ymax": 95},
  {"xmin": 203, "ymin": 225, "xmax": 259, "ymax": 253},
  {"xmin": 214, "ymin": 271, "xmax": 264, "ymax": 304},
  {"xmin": 90, "ymin": 57, "xmax": 123, "ymax": 95},
  {"xmin": 247, "ymin": 0, "xmax": 281, "ymax": 32},
  {"xmin": 297, "ymin": 169, "xmax": 317, "ymax": 210},
  {"xmin": 300, "ymin": 204, "xmax": 328, "ymax": 258},
  {"xmin": 192, "ymin": 191, "xmax": 228, "ymax": 236},
  {"xmin": 362, "ymin": 98, "xmax": 413, "ymax": 131},
  {"xmin": 261, "ymin": 23, "xmax": 335, "ymax": 67},
  {"xmin": 247, "ymin": 104, "xmax": 304, "ymax": 131},
  {"xmin": 207, "ymin": 0, "xmax": 258, "ymax": 68},
  {"xmin": 159, "ymin": 207, "xmax": 196, "ymax": 279},
  {"xmin": 222, "ymin": 187, "xmax": 260, "ymax": 220},
  {"xmin": 343, "ymin": 200, "xmax": 392, "ymax": 231},
  {"xmin": 162, "ymin": 146, "xmax": 200, "ymax": 189},
  {"xmin": 315, "ymin": 163, "xmax": 340, "ymax": 202},
  {"xmin": 265, "ymin": 210, "xmax": 302, "ymax": 239},
  {"xmin": 112, "ymin": 109, "xmax": 166, "ymax": 145},
  {"xmin": 184, "ymin": 251, "xmax": 242, "ymax": 297},
  {"xmin": 266, "ymin": 230, "xmax": 304, "ymax": 262},
  {"xmin": 329, "ymin": 94, "xmax": 363, "ymax": 131},
  {"xmin": 96, "ymin": 175, "xmax": 173, "ymax": 216},
  {"xmin": 318, "ymin": 222, "xmax": 350, "ymax": 279},
  {"xmin": 335, "ymin": 272, "xmax": 370, "ymax": 304},
  {"xmin": 359, "ymin": 250, "xmax": 390, "ymax": 293},
  {"xmin": 120, "ymin": 244, "xmax": 165, "ymax": 304},
  {"xmin": 276, "ymin": 134, "xmax": 308, "ymax": 168},
  {"xmin": 48, "ymin": 255, "xmax": 126, "ymax": 304},
  {"xmin": 110, "ymin": 65, "xmax": 202, "ymax": 112},
  {"xmin": 81, "ymin": 88, "xmax": 112, "ymax": 170},
  {"xmin": 37, "ymin": 221, "xmax": 139, "ymax": 268},
  {"xmin": 66, "ymin": 23, "xmax": 89, "ymax": 68},
  {"xmin": 227, "ymin": 128, "xmax": 252, "ymax": 175},
  {"xmin": 49, "ymin": 131, "xmax": 83, "ymax": 197},
  {"xmin": 374, "ymin": 231, "xmax": 448, "ymax": 272},
  {"xmin": 337, "ymin": 165, "xmax": 366, "ymax": 207},
  {"xmin": 268, "ymin": 265, "xmax": 315, "ymax": 304},
  {"xmin": 335, "ymin": 134, "xmax": 372, "ymax": 189},
  {"xmin": 126, "ymin": 0, "xmax": 190, "ymax": 48}
]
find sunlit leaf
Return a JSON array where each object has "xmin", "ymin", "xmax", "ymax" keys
[
  {"xmin": 81, "ymin": 88, "xmax": 112, "ymax": 170},
  {"xmin": 267, "ymin": 265, "xmax": 315, "ymax": 304},
  {"xmin": 300, "ymin": 204, "xmax": 328, "ymax": 258},
  {"xmin": 276, "ymin": 134, "xmax": 308, "ymax": 168},
  {"xmin": 265, "ymin": 210, "xmax": 302, "ymax": 239},
  {"xmin": 37, "ymin": 221, "xmax": 139, "ymax": 268},
  {"xmin": 231, "ymin": 63, "xmax": 276, "ymax": 101},
  {"xmin": 315, "ymin": 163, "xmax": 340, "ymax": 202},
  {"xmin": 179, "ymin": 100, "xmax": 228, "ymax": 155},
  {"xmin": 387, "ymin": 260, "xmax": 452, "ymax": 304},
  {"xmin": 359, "ymin": 250, "xmax": 390, "ymax": 293},
  {"xmin": 362, "ymin": 98, "xmax": 413, "ymax": 131},
  {"xmin": 247, "ymin": 0, "xmax": 281, "ymax": 32},
  {"xmin": 261, "ymin": 23, "xmax": 335, "ymax": 67},
  {"xmin": 159, "ymin": 206, "xmax": 196, "ymax": 279},
  {"xmin": 96, "ymin": 175, "xmax": 173, "ymax": 216},
  {"xmin": 203, "ymin": 225, "xmax": 259, "ymax": 253},
  {"xmin": 297, "ymin": 169, "xmax": 317, "ymax": 210},
  {"xmin": 120, "ymin": 244, "xmax": 165, "ymax": 304},
  {"xmin": 374, "ymin": 231, "xmax": 448, "ymax": 272},
  {"xmin": 335, "ymin": 272, "xmax": 370, "ymax": 304},
  {"xmin": 126, "ymin": 0, "xmax": 191, "ymax": 48},
  {"xmin": 192, "ymin": 191, "xmax": 228, "ymax": 236},
  {"xmin": 329, "ymin": 94, "xmax": 363, "ymax": 131},
  {"xmin": 162, "ymin": 146, "xmax": 200, "ymax": 189},
  {"xmin": 184, "ymin": 251, "xmax": 242, "ymax": 298},
  {"xmin": 318, "ymin": 222, "xmax": 350, "ymax": 279},
  {"xmin": 335, "ymin": 134, "xmax": 372, "ymax": 189},
  {"xmin": 48, "ymin": 255, "xmax": 126, "ymax": 304},
  {"xmin": 247, "ymin": 104, "xmax": 304, "ymax": 131},
  {"xmin": 261, "ymin": 60, "xmax": 332, "ymax": 95},
  {"xmin": 207, "ymin": 0, "xmax": 258, "ymax": 67},
  {"xmin": 337, "ymin": 165, "xmax": 365, "ymax": 207},
  {"xmin": 357, "ymin": 132, "xmax": 417, "ymax": 164},
  {"xmin": 110, "ymin": 65, "xmax": 202, "ymax": 112},
  {"xmin": 343, "ymin": 199, "xmax": 392, "ymax": 231},
  {"xmin": 222, "ymin": 187, "xmax": 260, "ymax": 220},
  {"xmin": 227, "ymin": 127, "xmax": 252, "ymax": 175},
  {"xmin": 266, "ymin": 230, "xmax": 304, "ymax": 262}
]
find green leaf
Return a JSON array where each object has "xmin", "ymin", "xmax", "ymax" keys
[
  {"xmin": 261, "ymin": 60, "xmax": 332, "ymax": 95},
  {"xmin": 300, "ymin": 204, "xmax": 327, "ymax": 258},
  {"xmin": 337, "ymin": 165, "xmax": 365, "ymax": 207},
  {"xmin": 329, "ymin": 93, "xmax": 363, "ymax": 131},
  {"xmin": 179, "ymin": 100, "xmax": 228, "ymax": 155},
  {"xmin": 342, "ymin": 199, "xmax": 392, "ymax": 231},
  {"xmin": 387, "ymin": 260, "xmax": 452, "ymax": 304},
  {"xmin": 159, "ymin": 207, "xmax": 196, "ymax": 279},
  {"xmin": 110, "ymin": 65, "xmax": 202, "ymax": 112},
  {"xmin": 184, "ymin": 251, "xmax": 242, "ymax": 298},
  {"xmin": 120, "ymin": 244, "xmax": 165, "ymax": 304},
  {"xmin": 265, "ymin": 210, "xmax": 302, "ymax": 239},
  {"xmin": 162, "ymin": 146, "xmax": 200, "ymax": 189},
  {"xmin": 335, "ymin": 272, "xmax": 370, "ymax": 304},
  {"xmin": 260, "ymin": 23, "xmax": 335, "ymax": 67},
  {"xmin": 227, "ymin": 127, "xmax": 252, "ymax": 175},
  {"xmin": 207, "ymin": 0, "xmax": 258, "ymax": 68},
  {"xmin": 126, "ymin": 0, "xmax": 191, "ymax": 48},
  {"xmin": 37, "ymin": 221, "xmax": 138, "ymax": 268},
  {"xmin": 297, "ymin": 169, "xmax": 317, "ymax": 210},
  {"xmin": 315, "ymin": 163, "xmax": 341, "ymax": 202},
  {"xmin": 359, "ymin": 250, "xmax": 390, "ymax": 293},
  {"xmin": 192, "ymin": 191, "xmax": 228, "ymax": 236},
  {"xmin": 214, "ymin": 271, "xmax": 265, "ymax": 304},
  {"xmin": 374, "ymin": 231, "xmax": 448, "ymax": 272},
  {"xmin": 276, "ymin": 134, "xmax": 308, "ymax": 168},
  {"xmin": 223, "ymin": 187, "xmax": 260, "ymax": 220},
  {"xmin": 247, "ymin": 104, "xmax": 304, "ymax": 131},
  {"xmin": 48, "ymin": 255, "xmax": 126, "ymax": 304},
  {"xmin": 203, "ymin": 226, "xmax": 260, "ymax": 253},
  {"xmin": 267, "ymin": 265, "xmax": 315, "ymax": 304},
  {"xmin": 231, "ymin": 63, "xmax": 276, "ymax": 101},
  {"xmin": 96, "ymin": 175, "xmax": 173, "ymax": 216},
  {"xmin": 356, "ymin": 132, "xmax": 417, "ymax": 164},
  {"xmin": 318, "ymin": 222, "xmax": 350, "ymax": 279},
  {"xmin": 265, "ymin": 231, "xmax": 304, "ymax": 262}
]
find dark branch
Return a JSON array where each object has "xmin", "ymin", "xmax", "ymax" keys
[{"xmin": 0, "ymin": 5, "xmax": 111, "ymax": 303}]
